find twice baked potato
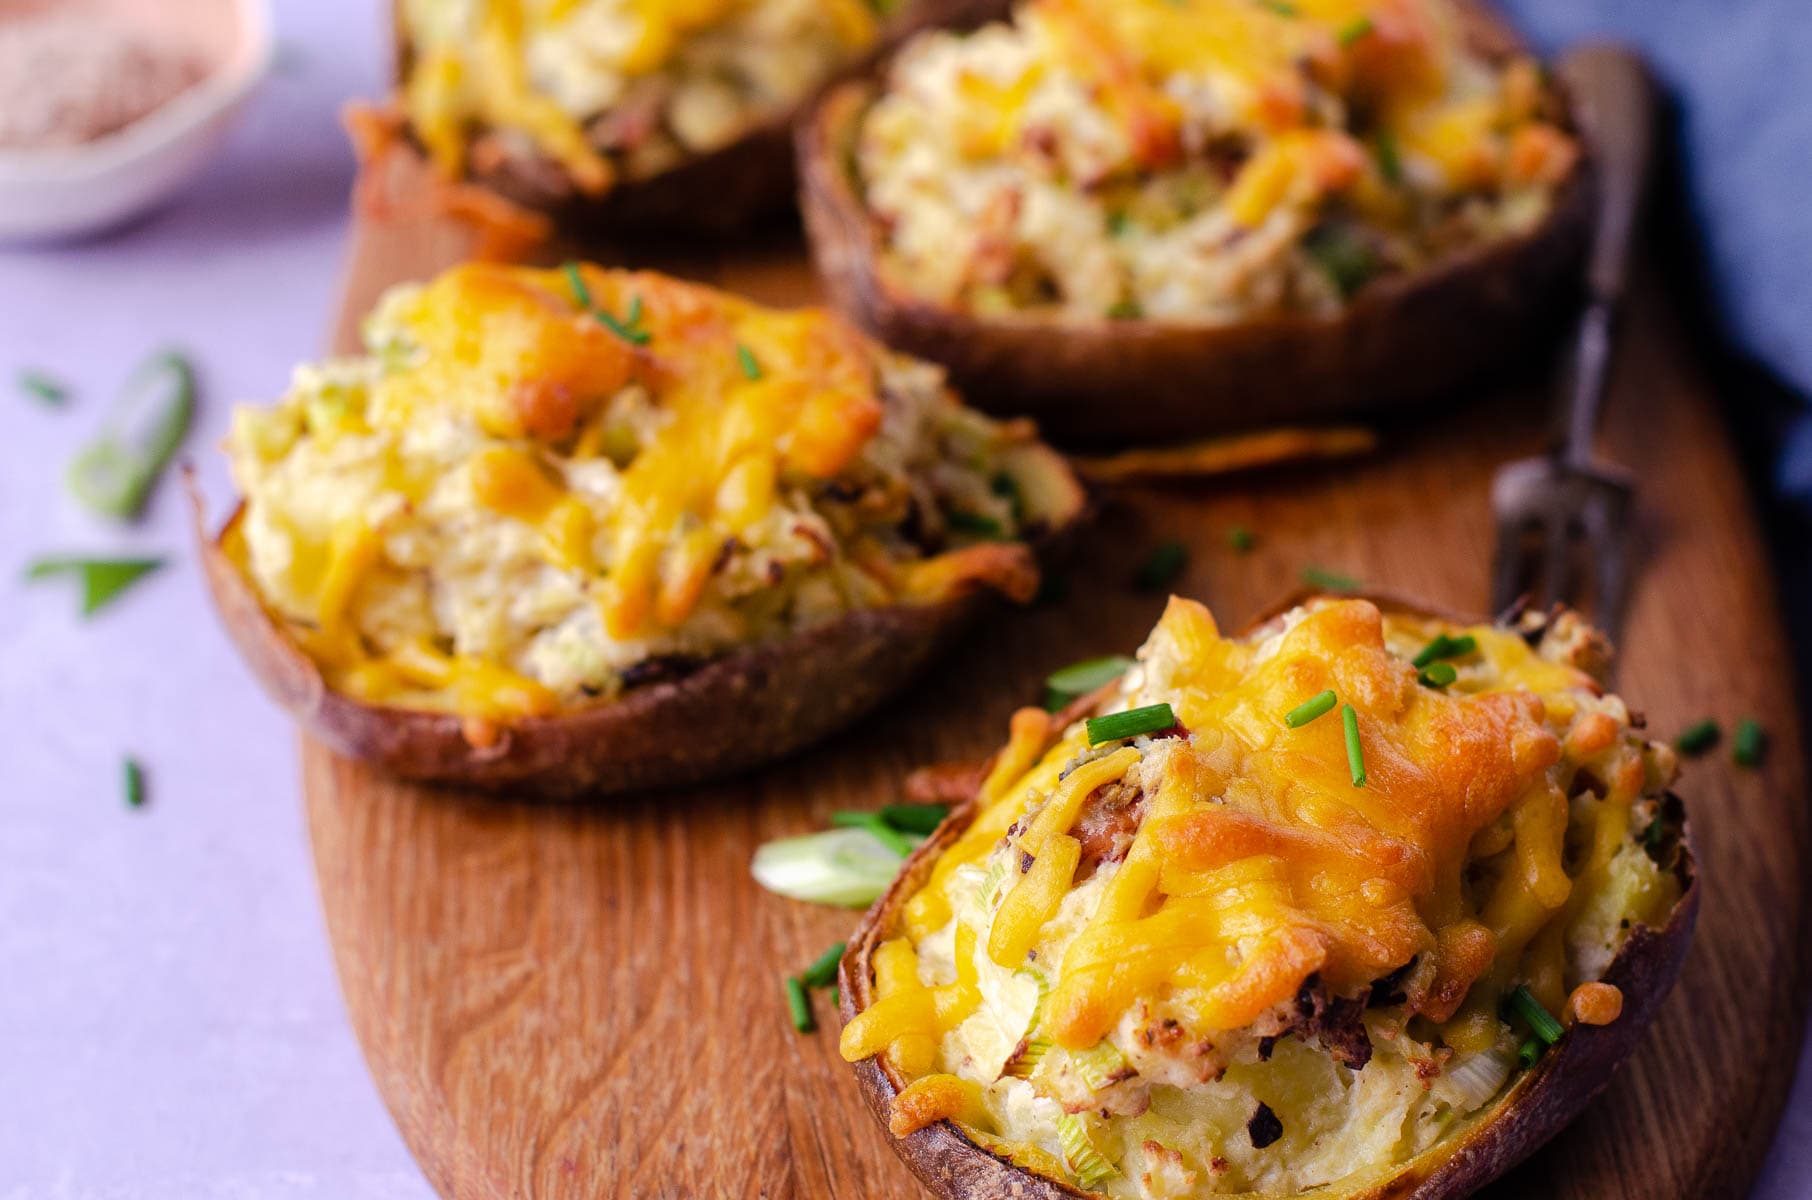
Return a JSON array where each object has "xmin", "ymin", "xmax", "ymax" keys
[
  {"xmin": 198, "ymin": 262, "xmax": 1083, "ymax": 796},
  {"xmin": 800, "ymin": 0, "xmax": 1591, "ymax": 441},
  {"xmin": 838, "ymin": 591, "xmax": 1696, "ymax": 1198},
  {"xmin": 391, "ymin": 0, "xmax": 1006, "ymax": 232}
]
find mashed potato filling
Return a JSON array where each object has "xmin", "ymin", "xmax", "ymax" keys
[
  {"xmin": 842, "ymin": 597, "xmax": 1682, "ymax": 1197},
  {"xmin": 402, "ymin": 0, "xmax": 893, "ymax": 189},
  {"xmin": 226, "ymin": 262, "xmax": 1053, "ymax": 720},
  {"xmin": 857, "ymin": 0, "xmax": 1578, "ymax": 321}
]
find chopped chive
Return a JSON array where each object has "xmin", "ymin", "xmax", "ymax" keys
[
  {"xmin": 1086, "ymin": 702, "xmax": 1176, "ymax": 745},
  {"xmin": 124, "ymin": 757, "xmax": 146, "ymax": 809},
  {"xmin": 1258, "ymin": 0, "xmax": 1298, "ymax": 13},
  {"xmin": 20, "ymin": 370, "xmax": 68, "ymax": 406},
  {"xmin": 1507, "ymin": 984, "xmax": 1564, "ymax": 1045},
  {"xmin": 562, "ymin": 261, "xmax": 593, "ymax": 309},
  {"xmin": 1342, "ymin": 704, "xmax": 1367, "ymax": 787},
  {"xmin": 1134, "ymin": 540, "xmax": 1188, "ymax": 591},
  {"xmin": 802, "ymin": 941, "xmax": 846, "ymax": 989},
  {"xmin": 879, "ymin": 803, "xmax": 950, "ymax": 835},
  {"xmin": 1339, "ymin": 15, "xmax": 1374, "ymax": 45},
  {"xmin": 1107, "ymin": 211, "xmax": 1132, "ymax": 237},
  {"xmin": 736, "ymin": 343, "xmax": 763, "ymax": 381},
  {"xmin": 1107, "ymin": 298, "xmax": 1143, "ymax": 320},
  {"xmin": 596, "ymin": 301, "xmax": 652, "ymax": 346},
  {"xmin": 947, "ymin": 510, "xmax": 1005, "ymax": 539},
  {"xmin": 1733, "ymin": 718, "xmax": 1766, "ymax": 767},
  {"xmin": 67, "ymin": 350, "xmax": 195, "ymax": 521},
  {"xmin": 829, "ymin": 810, "xmax": 915, "ymax": 857},
  {"xmin": 1411, "ymin": 633, "xmax": 1477, "ymax": 669},
  {"xmin": 1375, "ymin": 130, "xmax": 1403, "ymax": 185},
  {"xmin": 1517, "ymin": 1037, "xmax": 1543, "ymax": 1069},
  {"xmin": 1301, "ymin": 565, "xmax": 1360, "ymax": 592},
  {"xmin": 1418, "ymin": 661, "xmax": 1458, "ymax": 689},
  {"xmin": 25, "ymin": 556, "xmax": 165, "ymax": 616},
  {"xmin": 1642, "ymin": 814, "xmax": 1665, "ymax": 852},
  {"xmin": 1303, "ymin": 223, "xmax": 1380, "ymax": 298},
  {"xmin": 785, "ymin": 975, "xmax": 815, "ymax": 1033},
  {"xmin": 1047, "ymin": 655, "xmax": 1135, "ymax": 699},
  {"xmin": 1674, "ymin": 718, "xmax": 1719, "ymax": 756},
  {"xmin": 990, "ymin": 471, "xmax": 1025, "ymax": 521},
  {"xmin": 1285, "ymin": 689, "xmax": 1337, "ymax": 728},
  {"xmin": 1228, "ymin": 525, "xmax": 1256, "ymax": 553}
]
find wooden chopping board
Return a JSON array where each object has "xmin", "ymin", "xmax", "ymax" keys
[{"xmin": 296, "ymin": 155, "xmax": 1809, "ymax": 1200}]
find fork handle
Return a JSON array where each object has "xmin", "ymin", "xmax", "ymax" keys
[{"xmin": 1554, "ymin": 46, "xmax": 1659, "ymax": 465}]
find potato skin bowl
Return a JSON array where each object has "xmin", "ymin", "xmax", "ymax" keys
[
  {"xmin": 837, "ymin": 591, "xmax": 1698, "ymax": 1199},
  {"xmin": 391, "ymin": 0, "xmax": 1008, "ymax": 235},
  {"xmin": 798, "ymin": 1, "xmax": 1592, "ymax": 443}
]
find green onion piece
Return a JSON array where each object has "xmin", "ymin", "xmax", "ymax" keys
[
  {"xmin": 1086, "ymin": 703, "xmax": 1176, "ymax": 745},
  {"xmin": 1285, "ymin": 689, "xmax": 1337, "ymax": 728},
  {"xmin": 1072, "ymin": 1040, "xmax": 1130, "ymax": 1091},
  {"xmin": 1507, "ymin": 984, "xmax": 1564, "ymax": 1045},
  {"xmin": 750, "ymin": 826, "xmax": 922, "ymax": 908},
  {"xmin": 596, "ymin": 302, "xmax": 651, "ymax": 345},
  {"xmin": 1674, "ymin": 718, "xmax": 1719, "ymax": 756},
  {"xmin": 947, "ymin": 510, "xmax": 1004, "ymax": 539},
  {"xmin": 736, "ymin": 342, "xmax": 763, "ymax": 381},
  {"xmin": 830, "ymin": 810, "xmax": 915, "ymax": 857},
  {"xmin": 1107, "ymin": 298, "xmax": 1143, "ymax": 320},
  {"xmin": 1733, "ymin": 718, "xmax": 1766, "ymax": 767},
  {"xmin": 785, "ymin": 975, "xmax": 815, "ymax": 1033},
  {"xmin": 20, "ymin": 369, "xmax": 68, "ymax": 406},
  {"xmin": 1418, "ymin": 661, "xmax": 1458, "ymax": 689},
  {"xmin": 1339, "ymin": 15, "xmax": 1375, "ymax": 45},
  {"xmin": 802, "ymin": 941, "xmax": 846, "ymax": 989},
  {"xmin": 25, "ymin": 556, "xmax": 165, "ymax": 617},
  {"xmin": 1046, "ymin": 655, "xmax": 1135, "ymax": 700},
  {"xmin": 1517, "ymin": 1037, "xmax": 1543, "ymax": 1069},
  {"xmin": 1258, "ymin": 0, "xmax": 1298, "ymax": 13},
  {"xmin": 1642, "ymin": 814, "xmax": 1665, "ymax": 852},
  {"xmin": 1134, "ymin": 540, "xmax": 1188, "ymax": 591},
  {"xmin": 879, "ymin": 803, "xmax": 950, "ymax": 836},
  {"xmin": 1004, "ymin": 1037, "xmax": 1053, "ymax": 1079},
  {"xmin": 1375, "ymin": 130, "xmax": 1404, "ymax": 185},
  {"xmin": 1302, "ymin": 224, "xmax": 1379, "ymax": 298},
  {"xmin": 1057, "ymin": 1114, "xmax": 1120, "ymax": 1189},
  {"xmin": 1411, "ymin": 633, "xmax": 1478, "ymax": 669},
  {"xmin": 1106, "ymin": 211, "xmax": 1132, "ymax": 237},
  {"xmin": 67, "ymin": 350, "xmax": 195, "ymax": 520},
  {"xmin": 990, "ymin": 471, "xmax": 1025, "ymax": 520},
  {"xmin": 1228, "ymin": 525, "xmax": 1256, "ymax": 553},
  {"xmin": 562, "ymin": 261, "xmax": 593, "ymax": 309},
  {"xmin": 1343, "ymin": 704, "xmax": 1366, "ymax": 788},
  {"xmin": 1301, "ymin": 565, "xmax": 1360, "ymax": 592},
  {"xmin": 124, "ymin": 757, "xmax": 147, "ymax": 809}
]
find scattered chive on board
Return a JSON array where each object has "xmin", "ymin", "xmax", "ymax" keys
[
  {"xmin": 1733, "ymin": 718, "xmax": 1766, "ymax": 767},
  {"xmin": 1674, "ymin": 718, "xmax": 1719, "ymax": 756},
  {"xmin": 829, "ymin": 810, "xmax": 915, "ymax": 857},
  {"xmin": 1228, "ymin": 525, "xmax": 1256, "ymax": 553},
  {"xmin": 124, "ymin": 757, "xmax": 146, "ymax": 809},
  {"xmin": 801, "ymin": 942, "xmax": 846, "ymax": 989},
  {"xmin": 1285, "ymin": 689, "xmax": 1337, "ymax": 728},
  {"xmin": 19, "ymin": 369, "xmax": 68, "ymax": 406},
  {"xmin": 1342, "ymin": 704, "xmax": 1366, "ymax": 787},
  {"xmin": 1507, "ymin": 984, "xmax": 1564, "ymax": 1045},
  {"xmin": 66, "ymin": 350, "xmax": 195, "ymax": 521},
  {"xmin": 25, "ymin": 556, "xmax": 164, "ymax": 617},
  {"xmin": 1134, "ymin": 540, "xmax": 1188, "ymax": 591},
  {"xmin": 1301, "ymin": 565, "xmax": 1360, "ymax": 592},
  {"xmin": 1046, "ymin": 655, "xmax": 1134, "ymax": 699},
  {"xmin": 785, "ymin": 975, "xmax": 814, "ymax": 1033},
  {"xmin": 1087, "ymin": 703, "xmax": 1176, "ymax": 746},
  {"xmin": 878, "ymin": 803, "xmax": 948, "ymax": 835}
]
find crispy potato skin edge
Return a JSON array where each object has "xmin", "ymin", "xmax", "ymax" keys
[
  {"xmin": 390, "ymin": 0, "xmax": 1010, "ymax": 235},
  {"xmin": 797, "ymin": 0, "xmax": 1593, "ymax": 444},
  {"xmin": 837, "ymin": 589, "xmax": 1700, "ymax": 1200}
]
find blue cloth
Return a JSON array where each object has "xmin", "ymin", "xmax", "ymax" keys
[{"xmin": 1498, "ymin": 0, "xmax": 1812, "ymax": 500}]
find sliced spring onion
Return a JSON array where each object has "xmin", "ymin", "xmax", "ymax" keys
[
  {"xmin": 1285, "ymin": 689, "xmax": 1337, "ymax": 728},
  {"xmin": 1375, "ymin": 130, "xmax": 1404, "ymax": 185},
  {"xmin": 1418, "ymin": 661, "xmax": 1458, "ymax": 689},
  {"xmin": 1086, "ymin": 703, "xmax": 1176, "ymax": 745},
  {"xmin": 1507, "ymin": 985, "xmax": 1564, "ymax": 1045},
  {"xmin": 1046, "ymin": 655, "xmax": 1135, "ymax": 700},
  {"xmin": 802, "ymin": 942, "xmax": 846, "ymax": 989},
  {"xmin": 1674, "ymin": 718, "xmax": 1719, "ymax": 756},
  {"xmin": 1301, "ymin": 564, "xmax": 1360, "ymax": 592},
  {"xmin": 1343, "ymin": 704, "xmax": 1367, "ymax": 788},
  {"xmin": 123, "ymin": 757, "xmax": 146, "ymax": 809},
  {"xmin": 1733, "ymin": 718, "xmax": 1766, "ymax": 767},
  {"xmin": 1107, "ymin": 298, "xmax": 1143, "ymax": 320},
  {"xmin": 1517, "ymin": 1038, "xmax": 1544, "ymax": 1069},
  {"xmin": 1072, "ymin": 1040, "xmax": 1130, "ymax": 1091},
  {"xmin": 1412, "ymin": 633, "xmax": 1478, "ymax": 669},
  {"xmin": 25, "ymin": 556, "xmax": 164, "ymax": 617},
  {"xmin": 562, "ymin": 261, "xmax": 593, "ymax": 309},
  {"xmin": 1228, "ymin": 525, "xmax": 1256, "ymax": 553},
  {"xmin": 750, "ymin": 826, "xmax": 921, "ymax": 908},
  {"xmin": 736, "ymin": 342, "xmax": 763, "ymax": 381},
  {"xmin": 830, "ymin": 810, "xmax": 914, "ymax": 857},
  {"xmin": 785, "ymin": 975, "xmax": 814, "ymax": 1033},
  {"xmin": 20, "ymin": 369, "xmax": 68, "ymax": 406},
  {"xmin": 1257, "ymin": 0, "xmax": 1298, "ymax": 13},
  {"xmin": 1056, "ymin": 1114, "xmax": 1119, "ymax": 1189},
  {"xmin": 1004, "ymin": 1037, "xmax": 1052, "ymax": 1079},
  {"xmin": 1302, "ymin": 224, "xmax": 1378, "ymax": 298},
  {"xmin": 67, "ymin": 350, "xmax": 195, "ymax": 520},
  {"xmin": 1339, "ymin": 15, "xmax": 1374, "ymax": 44},
  {"xmin": 1133, "ymin": 540, "xmax": 1188, "ymax": 591},
  {"xmin": 1440, "ymin": 1045, "xmax": 1515, "ymax": 1107},
  {"xmin": 946, "ymin": 510, "xmax": 1004, "ymax": 539},
  {"xmin": 878, "ymin": 803, "xmax": 949, "ymax": 835}
]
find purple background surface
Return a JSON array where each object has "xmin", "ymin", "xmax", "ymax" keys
[{"xmin": 0, "ymin": 3, "xmax": 1805, "ymax": 1197}]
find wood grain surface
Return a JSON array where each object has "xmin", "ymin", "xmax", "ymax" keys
[{"xmin": 299, "ymin": 156, "xmax": 1809, "ymax": 1200}]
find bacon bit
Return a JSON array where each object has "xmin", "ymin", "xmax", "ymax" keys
[
  {"xmin": 1565, "ymin": 982, "xmax": 1623, "ymax": 1026},
  {"xmin": 509, "ymin": 379, "xmax": 581, "ymax": 442},
  {"xmin": 1509, "ymin": 123, "xmax": 1580, "ymax": 188},
  {"xmin": 461, "ymin": 715, "xmax": 503, "ymax": 750},
  {"xmin": 1072, "ymin": 781, "xmax": 1147, "ymax": 880},
  {"xmin": 1253, "ymin": 75, "xmax": 1307, "ymax": 132},
  {"xmin": 1209, "ymin": 1156, "xmax": 1230, "ymax": 1175},
  {"xmin": 1305, "ymin": 131, "xmax": 1368, "ymax": 192}
]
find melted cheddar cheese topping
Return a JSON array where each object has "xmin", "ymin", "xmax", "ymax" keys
[
  {"xmin": 226, "ymin": 262, "xmax": 1063, "ymax": 722},
  {"xmin": 842, "ymin": 597, "xmax": 1681, "ymax": 1197},
  {"xmin": 857, "ymin": 0, "xmax": 1578, "ymax": 320},
  {"xmin": 400, "ymin": 0, "xmax": 889, "ymax": 193}
]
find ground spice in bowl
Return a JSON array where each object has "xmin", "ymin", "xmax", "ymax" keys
[{"xmin": 0, "ymin": 11, "xmax": 207, "ymax": 149}]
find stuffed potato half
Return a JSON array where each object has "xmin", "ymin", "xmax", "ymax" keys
[
  {"xmin": 392, "ymin": 0, "xmax": 1006, "ymax": 231},
  {"xmin": 800, "ymin": 0, "xmax": 1591, "ymax": 442},
  {"xmin": 199, "ymin": 262, "xmax": 1082, "ymax": 796},
  {"xmin": 839, "ymin": 592, "xmax": 1696, "ymax": 1198}
]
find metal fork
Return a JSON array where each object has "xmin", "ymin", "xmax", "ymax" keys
[{"xmin": 1491, "ymin": 46, "xmax": 1658, "ymax": 635}]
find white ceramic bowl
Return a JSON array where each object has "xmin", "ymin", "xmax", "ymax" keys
[{"xmin": 0, "ymin": 0, "xmax": 272, "ymax": 243}]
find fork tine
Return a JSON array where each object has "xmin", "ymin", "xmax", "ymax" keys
[
  {"xmin": 1539, "ymin": 507, "xmax": 1575, "ymax": 612},
  {"xmin": 1490, "ymin": 513, "xmax": 1532, "ymax": 615},
  {"xmin": 1582, "ymin": 488, "xmax": 1631, "ymax": 640}
]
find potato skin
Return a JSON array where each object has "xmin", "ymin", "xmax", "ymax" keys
[
  {"xmin": 191, "ymin": 444, "xmax": 1082, "ymax": 798},
  {"xmin": 797, "ymin": 0, "xmax": 1592, "ymax": 444},
  {"xmin": 838, "ymin": 591, "xmax": 1699, "ymax": 1200},
  {"xmin": 391, "ymin": 0, "xmax": 1009, "ymax": 235}
]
